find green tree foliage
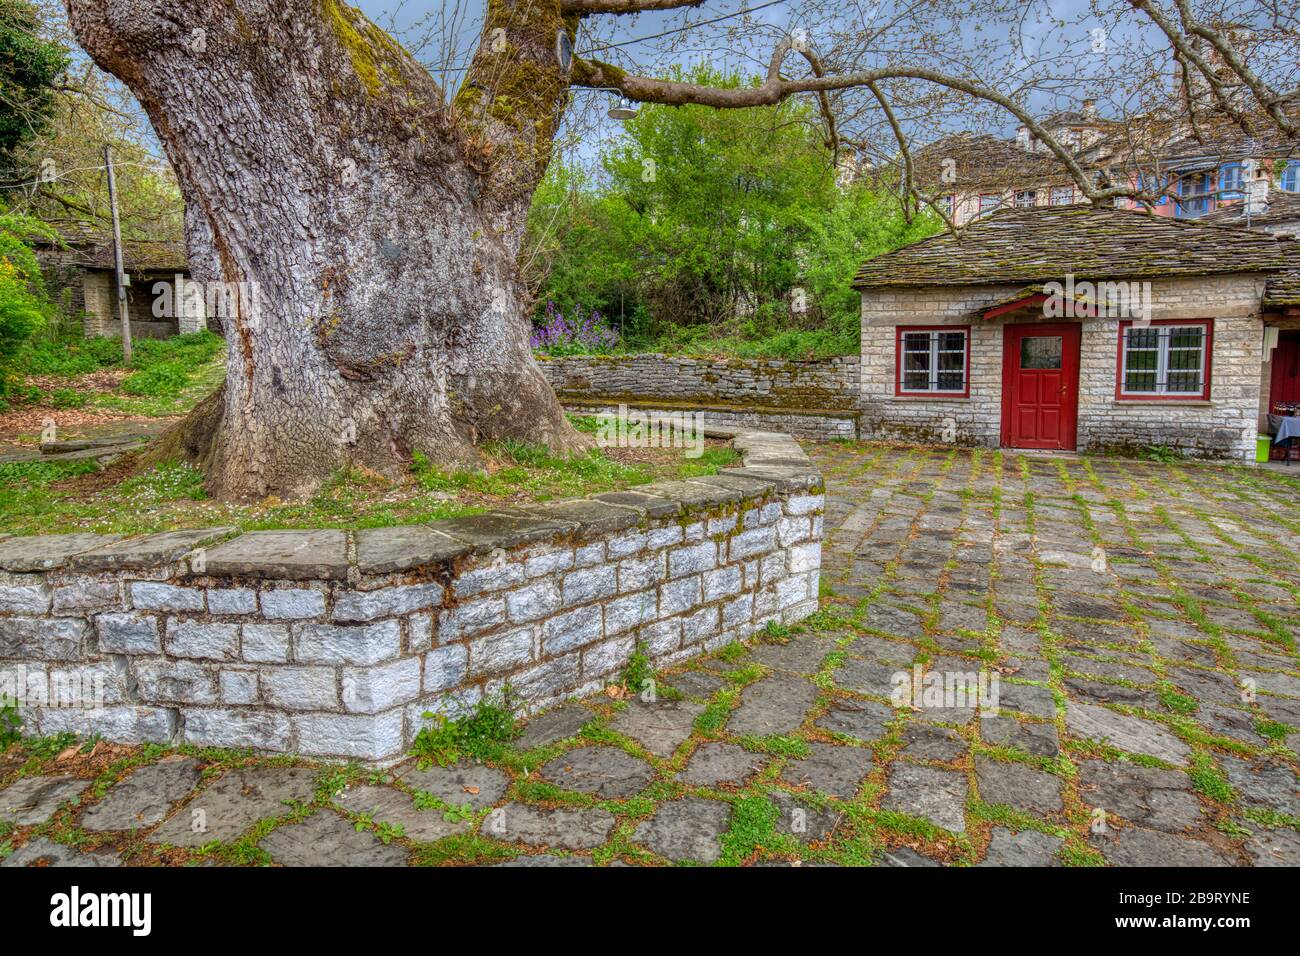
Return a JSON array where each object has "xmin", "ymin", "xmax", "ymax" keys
[
  {"xmin": 18, "ymin": 65, "xmax": 184, "ymax": 242},
  {"xmin": 524, "ymin": 68, "xmax": 939, "ymax": 358},
  {"xmin": 0, "ymin": 0, "xmax": 69, "ymax": 177},
  {"xmin": 0, "ymin": 211, "xmax": 58, "ymax": 403}
]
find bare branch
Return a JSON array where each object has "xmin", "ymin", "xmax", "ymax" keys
[
  {"xmin": 574, "ymin": 48, "xmax": 1133, "ymax": 205},
  {"xmin": 562, "ymin": 0, "xmax": 705, "ymax": 14},
  {"xmin": 1124, "ymin": 0, "xmax": 1257, "ymax": 136},
  {"xmin": 864, "ymin": 81, "xmax": 913, "ymax": 222},
  {"xmin": 1170, "ymin": 0, "xmax": 1296, "ymax": 135}
]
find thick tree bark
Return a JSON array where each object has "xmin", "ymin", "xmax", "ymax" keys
[{"xmin": 65, "ymin": 0, "xmax": 587, "ymax": 499}]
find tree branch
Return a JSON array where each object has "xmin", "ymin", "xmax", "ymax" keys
[
  {"xmin": 574, "ymin": 47, "xmax": 1134, "ymax": 205},
  {"xmin": 562, "ymin": 0, "xmax": 705, "ymax": 13},
  {"xmin": 1171, "ymin": 0, "xmax": 1296, "ymax": 136},
  {"xmin": 865, "ymin": 81, "xmax": 913, "ymax": 222},
  {"xmin": 1124, "ymin": 0, "xmax": 1257, "ymax": 137}
]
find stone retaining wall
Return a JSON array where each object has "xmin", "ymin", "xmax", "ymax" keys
[
  {"xmin": 538, "ymin": 353, "xmax": 861, "ymax": 440},
  {"xmin": 0, "ymin": 430, "xmax": 823, "ymax": 762}
]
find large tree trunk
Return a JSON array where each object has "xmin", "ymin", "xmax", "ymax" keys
[{"xmin": 66, "ymin": 0, "xmax": 587, "ymax": 499}]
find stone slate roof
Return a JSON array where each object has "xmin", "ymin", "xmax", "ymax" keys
[
  {"xmin": 853, "ymin": 204, "xmax": 1300, "ymax": 288},
  {"xmin": 1037, "ymin": 108, "xmax": 1109, "ymax": 129},
  {"xmin": 912, "ymin": 133, "xmax": 1069, "ymax": 191},
  {"xmin": 1199, "ymin": 190, "xmax": 1300, "ymax": 228},
  {"xmin": 30, "ymin": 221, "xmax": 188, "ymax": 273},
  {"xmin": 1157, "ymin": 103, "xmax": 1300, "ymax": 166},
  {"xmin": 1264, "ymin": 273, "xmax": 1300, "ymax": 310}
]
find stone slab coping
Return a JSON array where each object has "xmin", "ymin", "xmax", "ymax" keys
[
  {"xmin": 67, "ymin": 527, "xmax": 238, "ymax": 571},
  {"xmin": 0, "ymin": 428, "xmax": 821, "ymax": 578},
  {"xmin": 202, "ymin": 530, "xmax": 351, "ymax": 581},
  {"xmin": 558, "ymin": 397, "xmax": 860, "ymax": 417},
  {"xmin": 0, "ymin": 533, "xmax": 124, "ymax": 572},
  {"xmin": 537, "ymin": 352, "xmax": 859, "ymax": 366},
  {"xmin": 355, "ymin": 526, "xmax": 470, "ymax": 576}
]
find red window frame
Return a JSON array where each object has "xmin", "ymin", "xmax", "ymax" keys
[
  {"xmin": 895, "ymin": 325, "xmax": 972, "ymax": 398},
  {"xmin": 1114, "ymin": 318, "xmax": 1213, "ymax": 401}
]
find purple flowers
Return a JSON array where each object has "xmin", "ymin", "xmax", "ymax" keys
[{"xmin": 531, "ymin": 301, "xmax": 621, "ymax": 355}]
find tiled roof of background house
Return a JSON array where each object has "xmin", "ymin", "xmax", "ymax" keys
[
  {"xmin": 853, "ymin": 204, "xmax": 1300, "ymax": 287},
  {"xmin": 912, "ymin": 133, "xmax": 1069, "ymax": 191},
  {"xmin": 1157, "ymin": 104, "xmax": 1300, "ymax": 164},
  {"xmin": 1199, "ymin": 190, "xmax": 1300, "ymax": 229}
]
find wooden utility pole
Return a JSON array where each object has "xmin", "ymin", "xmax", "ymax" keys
[{"xmin": 104, "ymin": 145, "xmax": 132, "ymax": 364}]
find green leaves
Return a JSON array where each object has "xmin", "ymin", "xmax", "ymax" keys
[
  {"xmin": 525, "ymin": 66, "xmax": 940, "ymax": 358},
  {"xmin": 0, "ymin": 0, "xmax": 69, "ymax": 174}
]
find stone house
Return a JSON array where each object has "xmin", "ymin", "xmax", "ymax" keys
[
  {"xmin": 854, "ymin": 205, "xmax": 1300, "ymax": 460},
  {"xmin": 32, "ymin": 222, "xmax": 206, "ymax": 340},
  {"xmin": 912, "ymin": 91, "xmax": 1300, "ymax": 228}
]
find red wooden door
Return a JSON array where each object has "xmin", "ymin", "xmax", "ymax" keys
[
  {"xmin": 1001, "ymin": 323, "xmax": 1081, "ymax": 450},
  {"xmin": 1270, "ymin": 332, "xmax": 1300, "ymax": 411}
]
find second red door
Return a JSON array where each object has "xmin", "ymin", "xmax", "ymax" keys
[{"xmin": 1001, "ymin": 323, "xmax": 1081, "ymax": 450}]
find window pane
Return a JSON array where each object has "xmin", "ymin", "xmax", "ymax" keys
[
  {"xmin": 1020, "ymin": 336, "xmax": 1063, "ymax": 369},
  {"xmin": 1125, "ymin": 371, "xmax": 1157, "ymax": 392},
  {"xmin": 937, "ymin": 351, "xmax": 964, "ymax": 372},
  {"xmin": 1168, "ymin": 327, "xmax": 1203, "ymax": 349},
  {"xmin": 937, "ymin": 332, "xmax": 965, "ymax": 352},
  {"xmin": 936, "ymin": 371, "xmax": 964, "ymax": 391},
  {"xmin": 1126, "ymin": 328, "xmax": 1158, "ymax": 350},
  {"xmin": 1125, "ymin": 348, "xmax": 1157, "ymax": 372},
  {"xmin": 903, "ymin": 371, "xmax": 930, "ymax": 390},
  {"xmin": 1165, "ymin": 371, "xmax": 1200, "ymax": 392}
]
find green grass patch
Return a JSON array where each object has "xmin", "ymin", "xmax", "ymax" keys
[
  {"xmin": 410, "ymin": 696, "xmax": 518, "ymax": 769},
  {"xmin": 1188, "ymin": 752, "xmax": 1236, "ymax": 804},
  {"xmin": 716, "ymin": 793, "xmax": 779, "ymax": 865}
]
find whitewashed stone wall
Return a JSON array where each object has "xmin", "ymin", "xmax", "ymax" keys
[
  {"xmin": 0, "ymin": 431, "xmax": 823, "ymax": 762},
  {"xmin": 860, "ymin": 275, "xmax": 1269, "ymax": 459}
]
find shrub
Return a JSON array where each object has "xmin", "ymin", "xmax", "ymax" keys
[
  {"xmin": 530, "ymin": 301, "xmax": 621, "ymax": 355},
  {"xmin": 0, "ymin": 213, "xmax": 58, "ymax": 399}
]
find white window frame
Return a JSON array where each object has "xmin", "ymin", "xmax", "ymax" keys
[
  {"xmin": 1282, "ymin": 161, "xmax": 1299, "ymax": 192},
  {"xmin": 1014, "ymin": 190, "xmax": 1036, "ymax": 208},
  {"xmin": 1118, "ymin": 323, "xmax": 1210, "ymax": 398},
  {"xmin": 898, "ymin": 328, "xmax": 969, "ymax": 395},
  {"xmin": 1050, "ymin": 185, "xmax": 1074, "ymax": 206}
]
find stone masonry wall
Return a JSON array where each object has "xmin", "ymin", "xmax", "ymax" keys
[
  {"xmin": 860, "ymin": 275, "xmax": 1269, "ymax": 459},
  {"xmin": 538, "ymin": 353, "xmax": 861, "ymax": 440},
  {"xmin": 0, "ymin": 431, "xmax": 823, "ymax": 763}
]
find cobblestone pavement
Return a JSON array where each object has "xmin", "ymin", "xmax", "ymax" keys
[{"xmin": 2, "ymin": 443, "xmax": 1298, "ymax": 867}]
